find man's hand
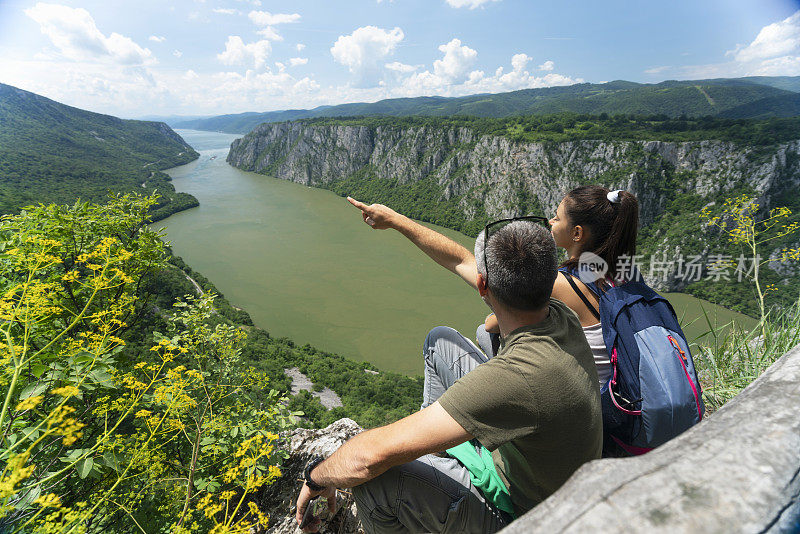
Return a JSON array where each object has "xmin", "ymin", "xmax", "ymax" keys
[
  {"xmin": 295, "ymin": 483, "xmax": 337, "ymax": 533},
  {"xmin": 347, "ymin": 197, "xmax": 401, "ymax": 230},
  {"xmin": 346, "ymin": 196, "xmax": 478, "ymax": 289},
  {"xmin": 485, "ymin": 313, "xmax": 500, "ymax": 334}
]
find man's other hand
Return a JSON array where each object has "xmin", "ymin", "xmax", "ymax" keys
[
  {"xmin": 296, "ymin": 483, "xmax": 337, "ymax": 533},
  {"xmin": 347, "ymin": 197, "xmax": 399, "ymax": 230}
]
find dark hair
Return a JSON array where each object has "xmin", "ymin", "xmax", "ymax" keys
[
  {"xmin": 475, "ymin": 221, "xmax": 558, "ymax": 310},
  {"xmin": 561, "ymin": 185, "xmax": 639, "ymax": 279}
]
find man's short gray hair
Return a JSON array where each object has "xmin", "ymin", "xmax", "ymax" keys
[{"xmin": 474, "ymin": 221, "xmax": 558, "ymax": 310}]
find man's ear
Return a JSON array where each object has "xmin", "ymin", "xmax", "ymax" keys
[{"xmin": 476, "ymin": 272, "xmax": 488, "ymax": 297}]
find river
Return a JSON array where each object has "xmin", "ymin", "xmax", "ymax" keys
[{"xmin": 161, "ymin": 130, "xmax": 756, "ymax": 375}]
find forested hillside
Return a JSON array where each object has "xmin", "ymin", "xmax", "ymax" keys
[
  {"xmin": 0, "ymin": 83, "xmax": 199, "ymax": 219},
  {"xmin": 174, "ymin": 76, "xmax": 800, "ymax": 134}
]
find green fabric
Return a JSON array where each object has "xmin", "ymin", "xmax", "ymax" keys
[
  {"xmin": 438, "ymin": 298, "xmax": 603, "ymax": 517},
  {"xmin": 446, "ymin": 440, "xmax": 516, "ymax": 518}
]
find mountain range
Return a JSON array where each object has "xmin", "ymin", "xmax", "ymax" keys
[{"xmin": 170, "ymin": 76, "xmax": 800, "ymax": 134}]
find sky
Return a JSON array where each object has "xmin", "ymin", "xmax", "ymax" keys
[{"xmin": 0, "ymin": 0, "xmax": 799, "ymax": 118}]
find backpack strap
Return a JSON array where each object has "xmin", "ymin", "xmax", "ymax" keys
[{"xmin": 560, "ymin": 271, "xmax": 600, "ymax": 321}]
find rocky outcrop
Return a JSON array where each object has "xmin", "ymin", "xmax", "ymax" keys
[
  {"xmin": 257, "ymin": 418, "xmax": 362, "ymax": 533},
  {"xmin": 284, "ymin": 367, "xmax": 343, "ymax": 409}
]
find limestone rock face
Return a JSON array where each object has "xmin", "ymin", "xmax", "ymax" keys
[
  {"xmin": 227, "ymin": 122, "xmax": 799, "ymax": 222},
  {"xmin": 227, "ymin": 122, "xmax": 800, "ymax": 293},
  {"xmin": 257, "ymin": 418, "xmax": 363, "ymax": 534}
]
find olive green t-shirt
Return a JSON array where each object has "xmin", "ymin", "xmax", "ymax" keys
[{"xmin": 438, "ymin": 298, "xmax": 602, "ymax": 516}]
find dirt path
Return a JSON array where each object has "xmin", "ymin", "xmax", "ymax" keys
[
  {"xmin": 183, "ymin": 272, "xmax": 204, "ymax": 296},
  {"xmin": 695, "ymin": 85, "xmax": 716, "ymax": 108}
]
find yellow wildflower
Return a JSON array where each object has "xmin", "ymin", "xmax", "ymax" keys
[
  {"xmin": 51, "ymin": 385, "xmax": 80, "ymax": 398},
  {"xmin": 16, "ymin": 395, "xmax": 44, "ymax": 411},
  {"xmin": 34, "ymin": 493, "xmax": 62, "ymax": 508}
]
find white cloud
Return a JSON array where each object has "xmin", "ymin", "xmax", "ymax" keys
[
  {"xmin": 248, "ymin": 10, "xmax": 301, "ymax": 26},
  {"xmin": 257, "ymin": 27, "xmax": 283, "ymax": 41},
  {"xmin": 433, "ymin": 38, "xmax": 477, "ymax": 83},
  {"xmin": 25, "ymin": 3, "xmax": 154, "ymax": 65},
  {"xmin": 444, "ymin": 0, "xmax": 500, "ymax": 9},
  {"xmin": 184, "ymin": 69, "xmax": 199, "ymax": 80},
  {"xmin": 385, "ymin": 61, "xmax": 419, "ymax": 73},
  {"xmin": 149, "ymin": 35, "xmax": 166, "ymax": 43},
  {"xmin": 681, "ymin": 10, "xmax": 800, "ymax": 78},
  {"xmin": 209, "ymin": 69, "xmax": 319, "ymax": 108},
  {"xmin": 293, "ymin": 77, "xmax": 320, "ymax": 93},
  {"xmin": 0, "ymin": 57, "xmax": 178, "ymax": 116},
  {"xmin": 275, "ymin": 61, "xmax": 286, "ymax": 72},
  {"xmin": 296, "ymin": 43, "xmax": 306, "ymax": 52},
  {"xmin": 330, "ymin": 25, "xmax": 404, "ymax": 87},
  {"xmin": 217, "ymin": 35, "xmax": 271, "ymax": 69},
  {"xmin": 289, "ymin": 57, "xmax": 308, "ymax": 67},
  {"xmin": 213, "ymin": 8, "xmax": 238, "ymax": 15},
  {"xmin": 730, "ymin": 11, "xmax": 800, "ymax": 62},
  {"xmin": 743, "ymin": 54, "xmax": 800, "ymax": 76},
  {"xmin": 644, "ymin": 65, "xmax": 669, "ymax": 75},
  {"xmin": 396, "ymin": 48, "xmax": 581, "ymax": 98},
  {"xmin": 538, "ymin": 60, "xmax": 554, "ymax": 71},
  {"xmin": 247, "ymin": 10, "xmax": 298, "ymax": 43},
  {"xmin": 173, "ymin": 50, "xmax": 183, "ymax": 58},
  {"xmin": 510, "ymin": 53, "xmax": 530, "ymax": 72}
]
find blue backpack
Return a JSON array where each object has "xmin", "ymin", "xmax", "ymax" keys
[{"xmin": 560, "ymin": 269, "xmax": 705, "ymax": 455}]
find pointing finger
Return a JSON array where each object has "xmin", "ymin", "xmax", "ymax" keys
[{"xmin": 347, "ymin": 197, "xmax": 368, "ymax": 211}]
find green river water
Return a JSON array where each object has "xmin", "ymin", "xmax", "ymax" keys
[{"xmin": 162, "ymin": 130, "xmax": 756, "ymax": 375}]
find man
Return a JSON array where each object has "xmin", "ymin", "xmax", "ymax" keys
[{"xmin": 295, "ymin": 198, "xmax": 602, "ymax": 533}]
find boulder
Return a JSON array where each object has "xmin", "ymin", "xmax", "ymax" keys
[{"xmin": 257, "ymin": 418, "xmax": 363, "ymax": 533}]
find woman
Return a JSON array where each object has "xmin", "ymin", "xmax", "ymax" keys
[{"xmin": 477, "ymin": 185, "xmax": 639, "ymax": 387}]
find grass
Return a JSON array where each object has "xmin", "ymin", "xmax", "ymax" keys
[{"xmin": 692, "ymin": 297, "xmax": 800, "ymax": 413}]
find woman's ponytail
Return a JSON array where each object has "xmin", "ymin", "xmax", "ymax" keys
[
  {"xmin": 596, "ymin": 190, "xmax": 638, "ymax": 279},
  {"xmin": 562, "ymin": 186, "xmax": 640, "ymax": 280}
]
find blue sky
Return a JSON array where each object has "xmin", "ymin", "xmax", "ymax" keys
[{"xmin": 0, "ymin": 0, "xmax": 798, "ymax": 117}]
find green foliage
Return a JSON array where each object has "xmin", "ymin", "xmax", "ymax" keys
[
  {"xmin": 323, "ymin": 170, "xmax": 489, "ymax": 237},
  {"xmin": 694, "ymin": 297, "xmax": 800, "ymax": 413},
  {"xmin": 303, "ymin": 114, "xmax": 800, "ymax": 147},
  {"xmin": 0, "ymin": 83, "xmax": 199, "ymax": 220},
  {"xmin": 240, "ymin": 330, "xmax": 424, "ymax": 430},
  {"xmin": 0, "ymin": 194, "xmax": 293, "ymax": 532},
  {"xmin": 176, "ymin": 77, "xmax": 800, "ymax": 134},
  {"xmin": 689, "ymin": 194, "xmax": 800, "ymax": 412}
]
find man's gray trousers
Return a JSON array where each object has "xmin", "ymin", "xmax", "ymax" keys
[{"xmin": 352, "ymin": 326, "xmax": 510, "ymax": 534}]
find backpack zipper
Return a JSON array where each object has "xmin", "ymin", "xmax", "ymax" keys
[{"xmin": 667, "ymin": 335, "xmax": 703, "ymax": 421}]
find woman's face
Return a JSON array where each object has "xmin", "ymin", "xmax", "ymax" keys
[{"xmin": 549, "ymin": 199, "xmax": 572, "ymax": 250}]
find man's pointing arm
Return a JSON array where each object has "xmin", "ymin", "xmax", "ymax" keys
[{"xmin": 347, "ymin": 197, "xmax": 478, "ymax": 289}]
